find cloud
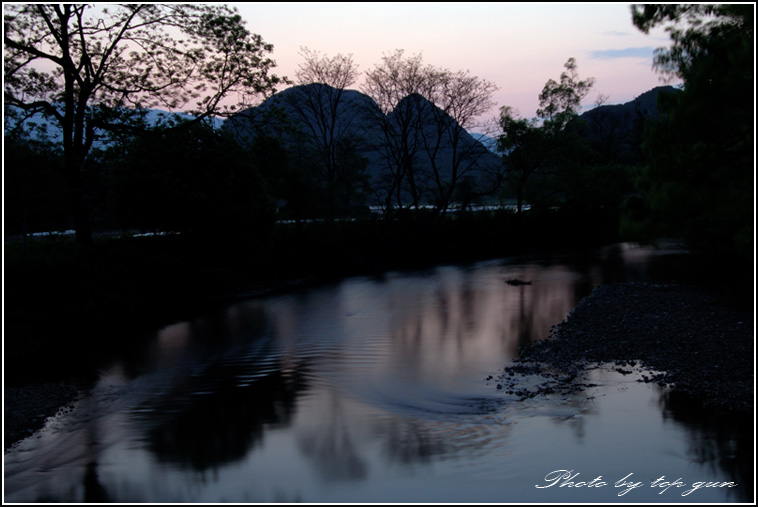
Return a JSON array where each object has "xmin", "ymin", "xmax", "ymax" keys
[
  {"xmin": 602, "ymin": 30, "xmax": 630, "ymax": 36},
  {"xmin": 590, "ymin": 47, "xmax": 655, "ymax": 60}
]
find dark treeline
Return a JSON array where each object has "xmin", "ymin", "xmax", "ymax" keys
[{"xmin": 3, "ymin": 4, "xmax": 753, "ymax": 385}]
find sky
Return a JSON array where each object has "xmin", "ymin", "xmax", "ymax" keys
[{"xmin": 232, "ymin": 2, "xmax": 680, "ymax": 123}]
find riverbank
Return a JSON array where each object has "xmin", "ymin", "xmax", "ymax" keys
[
  {"xmin": 496, "ymin": 281, "xmax": 754, "ymax": 413},
  {"xmin": 4, "ymin": 211, "xmax": 753, "ymax": 450},
  {"xmin": 4, "ymin": 382, "xmax": 84, "ymax": 452},
  {"xmin": 5, "ymin": 209, "xmax": 626, "ymax": 387},
  {"xmin": 6, "ymin": 277, "xmax": 753, "ymax": 453}
]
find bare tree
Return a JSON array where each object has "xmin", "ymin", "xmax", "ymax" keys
[
  {"xmin": 362, "ymin": 51, "xmax": 499, "ymax": 217},
  {"xmin": 4, "ymin": 4, "xmax": 284, "ymax": 244},
  {"xmin": 283, "ymin": 47, "xmax": 364, "ymax": 217},
  {"xmin": 418, "ymin": 69, "xmax": 499, "ymax": 214},
  {"xmin": 362, "ymin": 50, "xmax": 433, "ymax": 215}
]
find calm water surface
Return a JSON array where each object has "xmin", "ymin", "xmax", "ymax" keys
[{"xmin": 4, "ymin": 244, "xmax": 752, "ymax": 503}]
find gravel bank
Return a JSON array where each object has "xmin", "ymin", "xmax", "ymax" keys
[
  {"xmin": 4, "ymin": 381, "xmax": 85, "ymax": 452},
  {"xmin": 496, "ymin": 282, "xmax": 754, "ymax": 413}
]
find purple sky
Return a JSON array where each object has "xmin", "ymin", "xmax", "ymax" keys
[{"xmin": 233, "ymin": 2, "xmax": 681, "ymax": 123}]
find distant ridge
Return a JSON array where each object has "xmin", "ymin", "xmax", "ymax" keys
[
  {"xmin": 573, "ymin": 85, "xmax": 679, "ymax": 163},
  {"xmin": 225, "ymin": 83, "xmax": 502, "ymax": 206}
]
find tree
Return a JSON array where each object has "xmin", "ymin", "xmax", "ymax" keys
[
  {"xmin": 537, "ymin": 58, "xmax": 595, "ymax": 134},
  {"xmin": 3, "ymin": 133, "xmax": 69, "ymax": 239},
  {"xmin": 496, "ymin": 108, "xmax": 545, "ymax": 213},
  {"xmin": 497, "ymin": 58, "xmax": 595, "ymax": 212},
  {"xmin": 107, "ymin": 121, "xmax": 275, "ymax": 244},
  {"xmin": 4, "ymin": 4, "xmax": 284, "ymax": 245},
  {"xmin": 283, "ymin": 47, "xmax": 366, "ymax": 218},
  {"xmin": 629, "ymin": 4, "xmax": 753, "ymax": 262},
  {"xmin": 417, "ymin": 69, "xmax": 499, "ymax": 214},
  {"xmin": 362, "ymin": 50, "xmax": 432, "ymax": 215},
  {"xmin": 362, "ymin": 50, "xmax": 499, "ymax": 216}
]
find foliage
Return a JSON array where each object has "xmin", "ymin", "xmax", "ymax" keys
[
  {"xmin": 3, "ymin": 133, "xmax": 69, "ymax": 234},
  {"xmin": 537, "ymin": 58, "xmax": 596, "ymax": 135},
  {"xmin": 497, "ymin": 58, "xmax": 599, "ymax": 213},
  {"xmin": 629, "ymin": 4, "xmax": 754, "ymax": 261},
  {"xmin": 496, "ymin": 109, "xmax": 546, "ymax": 212},
  {"xmin": 246, "ymin": 128, "xmax": 370, "ymax": 221},
  {"xmin": 4, "ymin": 4, "xmax": 284, "ymax": 244},
  {"xmin": 106, "ymin": 121, "xmax": 275, "ymax": 246},
  {"xmin": 246, "ymin": 132, "xmax": 316, "ymax": 221}
]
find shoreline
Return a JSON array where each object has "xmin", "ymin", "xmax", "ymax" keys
[
  {"xmin": 4, "ymin": 381, "xmax": 85, "ymax": 452},
  {"xmin": 5, "ymin": 276, "xmax": 753, "ymax": 453},
  {"xmin": 497, "ymin": 281, "xmax": 754, "ymax": 413}
]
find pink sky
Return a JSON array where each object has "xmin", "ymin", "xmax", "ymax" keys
[{"xmin": 233, "ymin": 2, "xmax": 681, "ymax": 123}]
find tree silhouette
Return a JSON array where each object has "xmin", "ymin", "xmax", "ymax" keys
[
  {"xmin": 4, "ymin": 4, "xmax": 284, "ymax": 245},
  {"xmin": 362, "ymin": 50, "xmax": 432, "ymax": 214},
  {"xmin": 107, "ymin": 120, "xmax": 275, "ymax": 245},
  {"xmin": 416, "ymin": 69, "xmax": 499, "ymax": 214},
  {"xmin": 362, "ymin": 50, "xmax": 498, "ymax": 216},
  {"xmin": 285, "ymin": 48, "xmax": 367, "ymax": 218},
  {"xmin": 3, "ymin": 134, "xmax": 69, "ymax": 239},
  {"xmin": 630, "ymin": 4, "xmax": 753, "ymax": 262},
  {"xmin": 497, "ymin": 58, "xmax": 595, "ymax": 212}
]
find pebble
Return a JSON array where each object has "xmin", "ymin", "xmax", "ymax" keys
[
  {"xmin": 4, "ymin": 381, "xmax": 85, "ymax": 452},
  {"xmin": 492, "ymin": 282, "xmax": 754, "ymax": 413}
]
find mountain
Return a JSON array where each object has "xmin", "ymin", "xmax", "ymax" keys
[
  {"xmin": 3, "ymin": 106, "xmax": 223, "ymax": 149},
  {"xmin": 471, "ymin": 133, "xmax": 498, "ymax": 153},
  {"xmin": 225, "ymin": 84, "xmax": 502, "ymax": 207},
  {"xmin": 573, "ymin": 85, "xmax": 679, "ymax": 164},
  {"xmin": 580, "ymin": 86, "xmax": 677, "ymax": 126}
]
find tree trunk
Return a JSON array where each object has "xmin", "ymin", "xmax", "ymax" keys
[{"xmin": 63, "ymin": 156, "xmax": 93, "ymax": 246}]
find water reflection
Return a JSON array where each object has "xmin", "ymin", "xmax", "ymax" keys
[
  {"xmin": 296, "ymin": 389, "xmax": 368, "ymax": 482},
  {"xmin": 144, "ymin": 364, "xmax": 307, "ymax": 472},
  {"xmin": 83, "ymin": 460, "xmax": 110, "ymax": 503},
  {"xmin": 4, "ymin": 244, "xmax": 750, "ymax": 503},
  {"xmin": 657, "ymin": 390, "xmax": 754, "ymax": 502},
  {"xmin": 125, "ymin": 306, "xmax": 311, "ymax": 472}
]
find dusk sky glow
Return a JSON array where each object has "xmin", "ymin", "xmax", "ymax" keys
[{"xmin": 232, "ymin": 2, "xmax": 682, "ymax": 123}]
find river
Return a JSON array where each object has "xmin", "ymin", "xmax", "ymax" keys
[{"xmin": 3, "ymin": 243, "xmax": 752, "ymax": 503}]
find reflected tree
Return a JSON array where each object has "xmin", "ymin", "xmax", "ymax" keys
[
  {"xmin": 296, "ymin": 392, "xmax": 368, "ymax": 482},
  {"xmin": 83, "ymin": 461, "xmax": 111, "ymax": 503},
  {"xmin": 658, "ymin": 390, "xmax": 754, "ymax": 503},
  {"xmin": 146, "ymin": 365, "xmax": 308, "ymax": 471},
  {"xmin": 137, "ymin": 315, "xmax": 310, "ymax": 472}
]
